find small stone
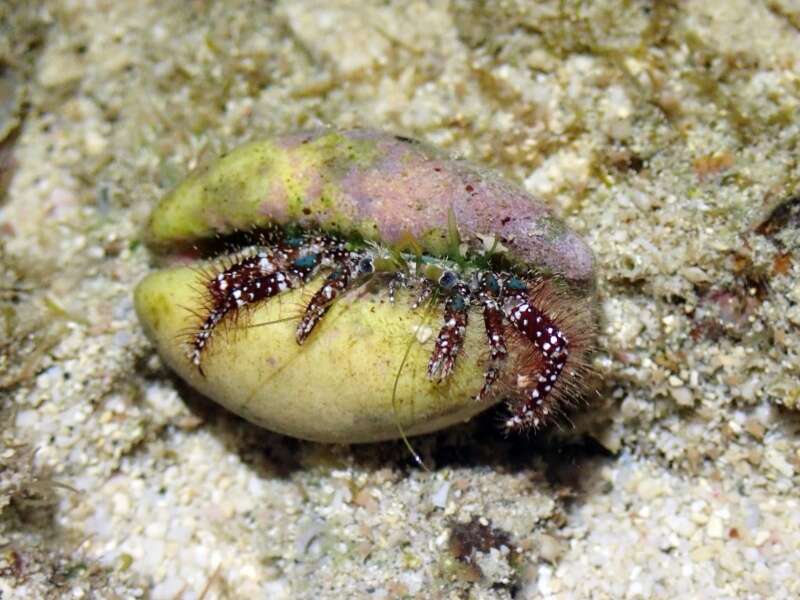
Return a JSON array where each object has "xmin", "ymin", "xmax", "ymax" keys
[
  {"xmin": 681, "ymin": 266, "xmax": 710, "ymax": 283},
  {"xmin": 636, "ymin": 477, "xmax": 663, "ymax": 500},
  {"xmin": 537, "ymin": 534, "xmax": 566, "ymax": 564},
  {"xmin": 690, "ymin": 501, "xmax": 709, "ymax": 525},
  {"xmin": 690, "ymin": 545, "xmax": 714, "ymax": 562},
  {"xmin": 668, "ymin": 375, "xmax": 683, "ymax": 387},
  {"xmin": 413, "ymin": 324, "xmax": 433, "ymax": 344},
  {"xmin": 765, "ymin": 448, "xmax": 794, "ymax": 478},
  {"xmin": 668, "ymin": 515, "xmax": 696, "ymax": 538},
  {"xmin": 718, "ymin": 548, "xmax": 743, "ymax": 574},
  {"xmin": 754, "ymin": 530, "xmax": 770, "ymax": 546},
  {"xmin": 398, "ymin": 570, "xmax": 423, "ymax": 595},
  {"xmin": 744, "ymin": 419, "xmax": 765, "ymax": 440},
  {"xmin": 670, "ymin": 386, "xmax": 694, "ymax": 406},
  {"xmin": 431, "ymin": 482, "xmax": 450, "ymax": 509},
  {"xmin": 706, "ymin": 516, "xmax": 724, "ymax": 539},
  {"xmin": 787, "ymin": 305, "xmax": 800, "ymax": 327},
  {"xmin": 352, "ymin": 488, "xmax": 379, "ymax": 512},
  {"xmin": 596, "ymin": 428, "xmax": 622, "ymax": 454},
  {"xmin": 38, "ymin": 54, "xmax": 84, "ymax": 88},
  {"xmin": 84, "ymin": 130, "xmax": 108, "ymax": 156},
  {"xmin": 474, "ymin": 547, "xmax": 515, "ymax": 586}
]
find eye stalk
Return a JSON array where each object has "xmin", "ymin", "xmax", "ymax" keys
[
  {"xmin": 438, "ymin": 270, "xmax": 459, "ymax": 290},
  {"xmin": 357, "ymin": 256, "xmax": 375, "ymax": 276}
]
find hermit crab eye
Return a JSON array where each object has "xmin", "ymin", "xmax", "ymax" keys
[
  {"xmin": 357, "ymin": 256, "xmax": 375, "ymax": 275},
  {"xmin": 438, "ymin": 270, "xmax": 459, "ymax": 289}
]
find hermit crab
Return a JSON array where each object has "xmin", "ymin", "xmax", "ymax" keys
[{"xmin": 135, "ymin": 129, "xmax": 596, "ymax": 443}]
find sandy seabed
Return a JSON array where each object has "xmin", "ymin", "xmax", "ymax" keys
[{"xmin": 1, "ymin": 1, "xmax": 798, "ymax": 598}]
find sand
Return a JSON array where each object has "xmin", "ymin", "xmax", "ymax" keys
[{"xmin": 1, "ymin": 1, "xmax": 798, "ymax": 598}]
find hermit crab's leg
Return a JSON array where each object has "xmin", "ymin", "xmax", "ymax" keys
[
  {"xmin": 411, "ymin": 278, "xmax": 435, "ymax": 310},
  {"xmin": 295, "ymin": 267, "xmax": 351, "ymax": 343},
  {"xmin": 190, "ymin": 303, "xmax": 230, "ymax": 374},
  {"xmin": 190, "ymin": 242, "xmax": 325, "ymax": 372},
  {"xmin": 473, "ymin": 273, "xmax": 509, "ymax": 400},
  {"xmin": 191, "ymin": 249, "xmax": 291, "ymax": 370},
  {"xmin": 478, "ymin": 299, "xmax": 508, "ymax": 400},
  {"xmin": 505, "ymin": 298, "xmax": 570, "ymax": 428},
  {"xmin": 386, "ymin": 272, "xmax": 407, "ymax": 304},
  {"xmin": 295, "ymin": 246, "xmax": 377, "ymax": 344},
  {"xmin": 427, "ymin": 282, "xmax": 470, "ymax": 381}
]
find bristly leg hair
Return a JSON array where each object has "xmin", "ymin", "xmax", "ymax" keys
[
  {"xmin": 499, "ymin": 277, "xmax": 596, "ymax": 433},
  {"xmin": 182, "ymin": 240, "xmax": 306, "ymax": 373}
]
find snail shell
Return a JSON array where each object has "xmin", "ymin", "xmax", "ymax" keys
[{"xmin": 135, "ymin": 129, "xmax": 595, "ymax": 443}]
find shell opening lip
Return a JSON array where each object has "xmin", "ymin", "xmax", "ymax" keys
[{"xmin": 148, "ymin": 222, "xmax": 595, "ymax": 300}]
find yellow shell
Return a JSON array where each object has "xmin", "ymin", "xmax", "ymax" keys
[{"xmin": 135, "ymin": 264, "xmax": 494, "ymax": 443}]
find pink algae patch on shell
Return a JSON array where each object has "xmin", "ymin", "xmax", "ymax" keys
[
  {"xmin": 329, "ymin": 131, "xmax": 594, "ymax": 282},
  {"xmin": 339, "ymin": 156, "xmax": 455, "ymax": 244}
]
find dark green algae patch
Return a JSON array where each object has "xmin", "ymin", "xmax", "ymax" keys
[{"xmin": 145, "ymin": 128, "xmax": 596, "ymax": 288}]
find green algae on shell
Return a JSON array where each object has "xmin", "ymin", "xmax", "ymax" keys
[{"xmin": 135, "ymin": 128, "xmax": 596, "ymax": 443}]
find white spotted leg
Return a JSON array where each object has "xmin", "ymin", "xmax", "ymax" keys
[
  {"xmin": 427, "ymin": 283, "xmax": 470, "ymax": 381},
  {"xmin": 190, "ymin": 247, "xmax": 322, "ymax": 373},
  {"xmin": 476, "ymin": 298, "xmax": 508, "ymax": 400},
  {"xmin": 505, "ymin": 300, "xmax": 569, "ymax": 428},
  {"xmin": 295, "ymin": 252, "xmax": 376, "ymax": 344}
]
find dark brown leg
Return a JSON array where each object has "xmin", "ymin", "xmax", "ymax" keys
[{"xmin": 427, "ymin": 283, "xmax": 470, "ymax": 381}]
